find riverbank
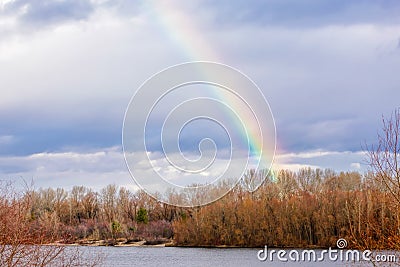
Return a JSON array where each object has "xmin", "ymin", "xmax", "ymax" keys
[
  {"xmin": 53, "ymin": 239, "xmax": 259, "ymax": 248},
  {"xmin": 53, "ymin": 238, "xmax": 330, "ymax": 249},
  {"xmin": 52, "ymin": 238, "xmax": 174, "ymax": 247}
]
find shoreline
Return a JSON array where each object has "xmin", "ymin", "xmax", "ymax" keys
[
  {"xmin": 49, "ymin": 238, "xmax": 174, "ymax": 247},
  {"xmin": 49, "ymin": 239, "xmax": 331, "ymax": 250}
]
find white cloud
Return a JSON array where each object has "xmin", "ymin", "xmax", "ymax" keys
[
  {"xmin": 275, "ymin": 150, "xmax": 368, "ymax": 172},
  {"xmin": 273, "ymin": 163, "xmax": 320, "ymax": 172},
  {"xmin": 0, "ymin": 147, "xmax": 130, "ymax": 189},
  {"xmin": 0, "ymin": 147, "xmax": 370, "ymax": 192},
  {"xmin": 276, "ymin": 150, "xmax": 344, "ymax": 159},
  {"xmin": 350, "ymin": 162, "xmax": 361, "ymax": 169}
]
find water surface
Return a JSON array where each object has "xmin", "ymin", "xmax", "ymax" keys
[{"xmin": 75, "ymin": 246, "xmax": 377, "ymax": 266}]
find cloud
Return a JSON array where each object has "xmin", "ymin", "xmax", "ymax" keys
[
  {"xmin": 203, "ymin": 0, "xmax": 400, "ymax": 28},
  {"xmin": 6, "ymin": 0, "xmax": 399, "ymax": 33},
  {"xmin": 350, "ymin": 162, "xmax": 361, "ymax": 169},
  {"xmin": 0, "ymin": 147, "xmax": 240, "ymax": 190},
  {"xmin": 0, "ymin": 146, "xmax": 133, "ymax": 189},
  {"xmin": 0, "ymin": 146, "xmax": 368, "ymax": 191},
  {"xmin": 212, "ymin": 23, "xmax": 400, "ymax": 152},
  {"xmin": 275, "ymin": 150, "xmax": 368, "ymax": 172},
  {"xmin": 0, "ymin": 0, "xmax": 399, "ymax": 188},
  {"xmin": 0, "ymin": 7, "xmax": 184, "ymax": 155},
  {"xmin": 2, "ymin": 17, "xmax": 399, "ymax": 155},
  {"xmin": 1, "ymin": 0, "xmax": 94, "ymax": 27}
]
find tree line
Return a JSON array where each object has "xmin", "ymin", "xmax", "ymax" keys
[
  {"xmin": 1, "ymin": 167, "xmax": 399, "ymax": 251},
  {"xmin": 174, "ymin": 168, "xmax": 400, "ymax": 249}
]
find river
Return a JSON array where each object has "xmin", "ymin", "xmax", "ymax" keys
[{"xmin": 72, "ymin": 246, "xmax": 385, "ymax": 266}]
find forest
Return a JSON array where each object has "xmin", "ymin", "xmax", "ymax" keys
[{"xmin": 1, "ymin": 167, "xmax": 399, "ymax": 251}]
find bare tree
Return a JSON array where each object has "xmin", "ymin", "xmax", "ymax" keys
[
  {"xmin": 100, "ymin": 184, "xmax": 118, "ymax": 223},
  {"xmin": 367, "ymin": 109, "xmax": 400, "ymax": 205},
  {"xmin": 366, "ymin": 109, "xmax": 400, "ymax": 255},
  {"xmin": 297, "ymin": 168, "xmax": 323, "ymax": 193},
  {"xmin": 0, "ymin": 181, "xmax": 104, "ymax": 267},
  {"xmin": 118, "ymin": 187, "xmax": 137, "ymax": 223},
  {"xmin": 241, "ymin": 169, "xmax": 270, "ymax": 193}
]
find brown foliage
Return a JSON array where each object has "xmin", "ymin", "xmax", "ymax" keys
[
  {"xmin": 0, "ymin": 181, "xmax": 103, "ymax": 267},
  {"xmin": 173, "ymin": 169, "xmax": 400, "ymax": 249},
  {"xmin": 2, "ymin": 167, "xmax": 399, "ymax": 254}
]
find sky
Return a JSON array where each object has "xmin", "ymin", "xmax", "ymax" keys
[{"xmin": 0, "ymin": 0, "xmax": 400, "ymax": 191}]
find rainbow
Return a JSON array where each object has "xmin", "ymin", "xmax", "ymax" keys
[
  {"xmin": 145, "ymin": 1, "xmax": 220, "ymax": 61},
  {"xmin": 144, "ymin": 1, "xmax": 276, "ymax": 182}
]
